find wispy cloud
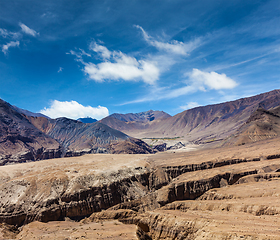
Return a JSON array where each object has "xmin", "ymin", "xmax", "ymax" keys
[
  {"xmin": 67, "ymin": 49, "xmax": 91, "ymax": 64},
  {"xmin": 58, "ymin": 67, "xmax": 63, "ymax": 73},
  {"xmin": 40, "ymin": 100, "xmax": 109, "ymax": 120},
  {"xmin": 121, "ymin": 69, "xmax": 237, "ymax": 104},
  {"xmin": 19, "ymin": 23, "xmax": 39, "ymax": 37},
  {"xmin": 0, "ymin": 28, "xmax": 21, "ymax": 39},
  {"xmin": 2, "ymin": 41, "xmax": 20, "ymax": 55},
  {"xmin": 135, "ymin": 25, "xmax": 201, "ymax": 55},
  {"xmin": 1, "ymin": 23, "xmax": 38, "ymax": 55},
  {"xmin": 180, "ymin": 102, "xmax": 200, "ymax": 110}
]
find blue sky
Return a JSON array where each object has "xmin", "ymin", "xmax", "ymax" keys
[{"xmin": 0, "ymin": 0, "xmax": 280, "ymax": 119}]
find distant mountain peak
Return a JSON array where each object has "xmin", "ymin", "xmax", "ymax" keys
[
  {"xmin": 109, "ymin": 110, "xmax": 171, "ymax": 123},
  {"xmin": 77, "ymin": 117, "xmax": 98, "ymax": 123}
]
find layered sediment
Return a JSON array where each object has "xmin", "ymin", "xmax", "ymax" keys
[{"xmin": 1, "ymin": 138, "xmax": 280, "ymax": 239}]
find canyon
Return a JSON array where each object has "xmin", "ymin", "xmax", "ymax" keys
[{"xmin": 0, "ymin": 137, "xmax": 280, "ymax": 239}]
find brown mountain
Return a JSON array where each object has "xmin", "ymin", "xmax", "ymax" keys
[
  {"xmin": 0, "ymin": 99, "xmax": 62, "ymax": 165},
  {"xmin": 223, "ymin": 106, "xmax": 280, "ymax": 146},
  {"xmin": 110, "ymin": 110, "xmax": 171, "ymax": 122},
  {"xmin": 27, "ymin": 116, "xmax": 154, "ymax": 156},
  {"xmin": 0, "ymin": 99, "xmax": 154, "ymax": 165},
  {"xmin": 100, "ymin": 89, "xmax": 280, "ymax": 144},
  {"xmin": 100, "ymin": 110, "xmax": 171, "ymax": 137}
]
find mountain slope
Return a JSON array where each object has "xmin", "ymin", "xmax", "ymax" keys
[
  {"xmin": 100, "ymin": 110, "xmax": 171, "ymax": 137},
  {"xmin": 0, "ymin": 99, "xmax": 62, "ymax": 165},
  {"xmin": 223, "ymin": 106, "xmax": 280, "ymax": 146},
  {"xmin": 101, "ymin": 90, "xmax": 280, "ymax": 144},
  {"xmin": 27, "ymin": 116, "xmax": 154, "ymax": 155},
  {"xmin": 110, "ymin": 110, "xmax": 171, "ymax": 122},
  {"xmin": 0, "ymin": 99, "xmax": 154, "ymax": 165},
  {"xmin": 153, "ymin": 89, "xmax": 280, "ymax": 142},
  {"xmin": 11, "ymin": 105, "xmax": 49, "ymax": 118}
]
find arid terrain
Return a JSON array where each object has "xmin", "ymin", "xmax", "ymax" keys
[
  {"xmin": 0, "ymin": 137, "xmax": 280, "ymax": 239},
  {"xmin": 0, "ymin": 90, "xmax": 280, "ymax": 239}
]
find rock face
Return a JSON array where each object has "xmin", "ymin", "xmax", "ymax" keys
[{"xmin": 0, "ymin": 155, "xmax": 151, "ymax": 226}]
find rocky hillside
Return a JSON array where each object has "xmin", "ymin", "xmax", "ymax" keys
[
  {"xmin": 0, "ymin": 137, "xmax": 280, "ymax": 239},
  {"xmin": 101, "ymin": 90, "xmax": 280, "ymax": 144},
  {"xmin": 0, "ymin": 99, "xmax": 154, "ymax": 165},
  {"xmin": 11, "ymin": 105, "xmax": 49, "ymax": 118},
  {"xmin": 27, "ymin": 116, "xmax": 154, "ymax": 156},
  {"xmin": 0, "ymin": 99, "xmax": 62, "ymax": 165},
  {"xmin": 109, "ymin": 110, "xmax": 171, "ymax": 122},
  {"xmin": 100, "ymin": 110, "xmax": 171, "ymax": 135},
  {"xmin": 223, "ymin": 106, "xmax": 280, "ymax": 146}
]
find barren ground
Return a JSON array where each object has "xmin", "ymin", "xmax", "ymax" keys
[{"xmin": 0, "ymin": 137, "xmax": 280, "ymax": 239}]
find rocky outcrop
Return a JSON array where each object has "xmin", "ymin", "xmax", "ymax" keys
[
  {"xmin": 0, "ymin": 147, "xmax": 63, "ymax": 166},
  {"xmin": 162, "ymin": 157, "xmax": 260, "ymax": 179},
  {"xmin": 110, "ymin": 138, "xmax": 155, "ymax": 154},
  {"xmin": 0, "ymin": 157, "xmax": 151, "ymax": 226}
]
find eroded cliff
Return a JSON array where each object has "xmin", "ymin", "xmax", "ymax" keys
[{"xmin": 1, "ymin": 138, "xmax": 280, "ymax": 239}]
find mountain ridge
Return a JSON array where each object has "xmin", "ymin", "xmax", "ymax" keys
[
  {"xmin": 0, "ymin": 99, "xmax": 154, "ymax": 165},
  {"xmin": 100, "ymin": 89, "xmax": 280, "ymax": 144},
  {"xmin": 1, "ymin": 89, "xmax": 280, "ymax": 165},
  {"xmin": 109, "ymin": 110, "xmax": 171, "ymax": 122}
]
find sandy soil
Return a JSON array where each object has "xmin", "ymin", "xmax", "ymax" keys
[{"xmin": 15, "ymin": 220, "xmax": 137, "ymax": 240}]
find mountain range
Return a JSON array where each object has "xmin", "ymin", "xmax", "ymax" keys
[
  {"xmin": 101, "ymin": 89, "xmax": 280, "ymax": 144},
  {"xmin": 0, "ymin": 100, "xmax": 153, "ymax": 165},
  {"xmin": 1, "ymin": 89, "xmax": 280, "ymax": 165}
]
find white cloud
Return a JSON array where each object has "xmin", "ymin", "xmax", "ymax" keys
[
  {"xmin": 40, "ymin": 100, "xmax": 109, "ymax": 120},
  {"xmin": 19, "ymin": 23, "xmax": 39, "ymax": 37},
  {"xmin": 0, "ymin": 28, "xmax": 9, "ymax": 38},
  {"xmin": 83, "ymin": 43, "xmax": 160, "ymax": 84},
  {"xmin": 2, "ymin": 41, "xmax": 20, "ymax": 55},
  {"xmin": 121, "ymin": 69, "xmax": 237, "ymax": 105},
  {"xmin": 189, "ymin": 68, "xmax": 238, "ymax": 90},
  {"xmin": 58, "ymin": 67, "xmax": 63, "ymax": 73},
  {"xmin": 180, "ymin": 102, "xmax": 200, "ymax": 110},
  {"xmin": 135, "ymin": 25, "xmax": 201, "ymax": 55},
  {"xmin": 67, "ymin": 49, "xmax": 91, "ymax": 64},
  {"xmin": 90, "ymin": 42, "xmax": 111, "ymax": 59},
  {"xmin": 0, "ymin": 28, "xmax": 21, "ymax": 39}
]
